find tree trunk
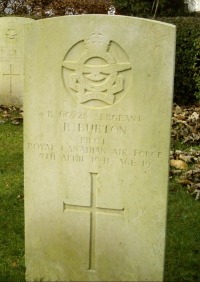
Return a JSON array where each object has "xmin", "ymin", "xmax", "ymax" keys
[{"xmin": 153, "ymin": 0, "xmax": 159, "ymax": 18}]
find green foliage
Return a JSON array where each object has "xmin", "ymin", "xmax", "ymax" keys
[
  {"xmin": 193, "ymin": 36, "xmax": 200, "ymax": 100},
  {"xmin": 159, "ymin": 17, "xmax": 200, "ymax": 104},
  {"xmin": 0, "ymin": 0, "xmax": 112, "ymax": 16},
  {"xmin": 113, "ymin": 0, "xmax": 187, "ymax": 17},
  {"xmin": 112, "ymin": 0, "xmax": 151, "ymax": 17},
  {"xmin": 157, "ymin": 0, "xmax": 186, "ymax": 16},
  {"xmin": 0, "ymin": 0, "xmax": 188, "ymax": 17}
]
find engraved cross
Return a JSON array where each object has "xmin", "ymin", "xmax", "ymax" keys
[
  {"xmin": 63, "ymin": 172, "xmax": 124, "ymax": 271},
  {"xmin": 3, "ymin": 64, "xmax": 20, "ymax": 94}
]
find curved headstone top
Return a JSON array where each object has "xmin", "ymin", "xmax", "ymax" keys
[
  {"xmin": 0, "ymin": 17, "xmax": 34, "ymax": 108},
  {"xmin": 24, "ymin": 15, "xmax": 175, "ymax": 282}
]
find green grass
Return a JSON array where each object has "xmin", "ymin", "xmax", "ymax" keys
[
  {"xmin": 0, "ymin": 123, "xmax": 199, "ymax": 282},
  {"xmin": 164, "ymin": 180, "xmax": 200, "ymax": 281},
  {"xmin": 171, "ymin": 140, "xmax": 200, "ymax": 152},
  {"xmin": 0, "ymin": 123, "xmax": 25, "ymax": 282}
]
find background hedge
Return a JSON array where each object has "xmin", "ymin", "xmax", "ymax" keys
[{"xmin": 158, "ymin": 17, "xmax": 200, "ymax": 105}]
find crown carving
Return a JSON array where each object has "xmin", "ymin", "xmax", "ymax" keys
[{"xmin": 84, "ymin": 32, "xmax": 110, "ymax": 53}]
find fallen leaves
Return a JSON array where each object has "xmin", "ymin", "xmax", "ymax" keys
[
  {"xmin": 170, "ymin": 104, "xmax": 200, "ymax": 200},
  {"xmin": 0, "ymin": 106, "xmax": 23, "ymax": 125},
  {"xmin": 172, "ymin": 104, "xmax": 200, "ymax": 145},
  {"xmin": 170, "ymin": 150, "xmax": 200, "ymax": 200}
]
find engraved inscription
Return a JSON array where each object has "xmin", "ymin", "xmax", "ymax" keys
[
  {"xmin": 28, "ymin": 143, "xmax": 54, "ymax": 150},
  {"xmin": 47, "ymin": 111, "xmax": 142, "ymax": 123},
  {"xmin": 39, "ymin": 153, "xmax": 56, "ymax": 161},
  {"xmin": 0, "ymin": 46, "xmax": 21, "ymax": 60},
  {"xmin": 3, "ymin": 64, "xmax": 20, "ymax": 94},
  {"xmin": 80, "ymin": 137, "xmax": 105, "ymax": 145},
  {"xmin": 63, "ymin": 172, "xmax": 124, "ymax": 271},
  {"xmin": 6, "ymin": 29, "xmax": 17, "ymax": 40},
  {"xmin": 95, "ymin": 114, "xmax": 142, "ymax": 123},
  {"xmin": 64, "ymin": 123, "xmax": 127, "ymax": 134},
  {"xmin": 27, "ymin": 141, "xmax": 163, "ymax": 169},
  {"xmin": 62, "ymin": 32, "xmax": 132, "ymax": 108}
]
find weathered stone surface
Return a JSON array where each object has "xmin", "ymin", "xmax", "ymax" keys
[
  {"xmin": 0, "ymin": 17, "xmax": 34, "ymax": 107},
  {"xmin": 24, "ymin": 15, "xmax": 175, "ymax": 281}
]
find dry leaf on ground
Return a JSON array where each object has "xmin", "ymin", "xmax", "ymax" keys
[
  {"xmin": 170, "ymin": 150, "xmax": 200, "ymax": 200},
  {"xmin": 170, "ymin": 159, "xmax": 188, "ymax": 170}
]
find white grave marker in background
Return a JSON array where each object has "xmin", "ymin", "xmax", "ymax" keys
[{"xmin": 0, "ymin": 17, "xmax": 34, "ymax": 107}]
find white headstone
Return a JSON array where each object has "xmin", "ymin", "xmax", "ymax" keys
[
  {"xmin": 188, "ymin": 0, "xmax": 200, "ymax": 11},
  {"xmin": 24, "ymin": 15, "xmax": 175, "ymax": 282},
  {"xmin": 0, "ymin": 17, "xmax": 34, "ymax": 108}
]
